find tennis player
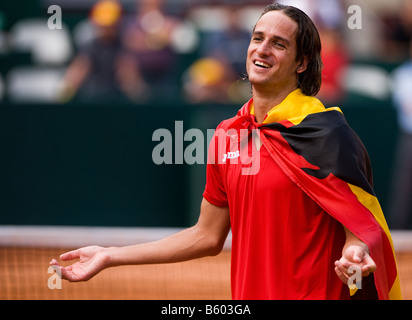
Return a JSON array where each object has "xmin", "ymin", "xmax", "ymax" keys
[{"xmin": 51, "ymin": 4, "xmax": 401, "ymax": 300}]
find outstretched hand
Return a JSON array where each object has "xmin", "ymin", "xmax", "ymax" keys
[
  {"xmin": 334, "ymin": 242, "xmax": 376, "ymax": 286},
  {"xmin": 50, "ymin": 246, "xmax": 108, "ymax": 282}
]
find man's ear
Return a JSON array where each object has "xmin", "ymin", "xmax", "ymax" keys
[{"xmin": 296, "ymin": 56, "xmax": 308, "ymax": 74}]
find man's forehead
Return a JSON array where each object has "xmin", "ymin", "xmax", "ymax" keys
[{"xmin": 254, "ymin": 11, "xmax": 298, "ymax": 41}]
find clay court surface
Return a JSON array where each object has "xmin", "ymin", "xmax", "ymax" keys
[{"xmin": 1, "ymin": 247, "xmax": 411, "ymax": 300}]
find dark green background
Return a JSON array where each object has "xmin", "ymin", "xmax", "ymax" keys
[{"xmin": 0, "ymin": 97, "xmax": 401, "ymax": 228}]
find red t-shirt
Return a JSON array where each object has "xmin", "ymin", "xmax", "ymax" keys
[{"xmin": 203, "ymin": 118, "xmax": 349, "ymax": 300}]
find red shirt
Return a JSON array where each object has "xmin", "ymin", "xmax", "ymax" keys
[{"xmin": 203, "ymin": 115, "xmax": 348, "ymax": 300}]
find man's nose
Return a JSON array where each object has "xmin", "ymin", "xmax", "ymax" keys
[{"xmin": 256, "ymin": 40, "xmax": 271, "ymax": 56}]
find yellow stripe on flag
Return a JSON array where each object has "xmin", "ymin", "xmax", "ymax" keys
[{"xmin": 348, "ymin": 183, "xmax": 402, "ymax": 300}]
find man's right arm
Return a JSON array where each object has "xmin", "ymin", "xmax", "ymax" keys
[{"xmin": 50, "ymin": 198, "xmax": 230, "ymax": 282}]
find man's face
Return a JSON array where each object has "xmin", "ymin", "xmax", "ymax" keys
[{"xmin": 246, "ymin": 11, "xmax": 304, "ymax": 93}]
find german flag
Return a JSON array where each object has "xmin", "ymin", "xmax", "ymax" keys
[{"xmin": 240, "ymin": 89, "xmax": 402, "ymax": 299}]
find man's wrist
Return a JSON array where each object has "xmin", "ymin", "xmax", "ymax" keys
[
  {"xmin": 343, "ymin": 227, "xmax": 369, "ymax": 253},
  {"xmin": 101, "ymin": 246, "xmax": 117, "ymax": 268}
]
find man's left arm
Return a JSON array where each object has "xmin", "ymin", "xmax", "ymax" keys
[{"xmin": 334, "ymin": 226, "xmax": 377, "ymax": 285}]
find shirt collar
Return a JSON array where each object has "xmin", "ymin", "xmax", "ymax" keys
[{"xmin": 249, "ymin": 89, "xmax": 338, "ymax": 125}]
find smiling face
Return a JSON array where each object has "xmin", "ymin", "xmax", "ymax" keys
[{"xmin": 246, "ymin": 10, "xmax": 307, "ymax": 95}]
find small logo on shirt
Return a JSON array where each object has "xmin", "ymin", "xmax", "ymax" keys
[
  {"xmin": 222, "ymin": 151, "xmax": 240, "ymax": 163},
  {"xmin": 151, "ymin": 121, "xmax": 260, "ymax": 175}
]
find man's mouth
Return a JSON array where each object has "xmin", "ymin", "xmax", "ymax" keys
[{"xmin": 254, "ymin": 60, "xmax": 272, "ymax": 69}]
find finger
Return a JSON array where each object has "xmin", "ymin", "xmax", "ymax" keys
[
  {"xmin": 361, "ymin": 263, "xmax": 375, "ymax": 274},
  {"xmin": 361, "ymin": 255, "xmax": 377, "ymax": 275},
  {"xmin": 335, "ymin": 259, "xmax": 351, "ymax": 273},
  {"xmin": 49, "ymin": 259, "xmax": 80, "ymax": 281},
  {"xmin": 340, "ymin": 260, "xmax": 352, "ymax": 269},
  {"xmin": 60, "ymin": 249, "xmax": 81, "ymax": 261},
  {"xmin": 335, "ymin": 261, "xmax": 350, "ymax": 278},
  {"xmin": 49, "ymin": 258, "xmax": 59, "ymax": 266},
  {"xmin": 351, "ymin": 246, "xmax": 365, "ymax": 263},
  {"xmin": 59, "ymin": 267, "xmax": 76, "ymax": 281},
  {"xmin": 49, "ymin": 263, "xmax": 68, "ymax": 281},
  {"xmin": 54, "ymin": 264, "xmax": 80, "ymax": 282},
  {"xmin": 362, "ymin": 264, "xmax": 377, "ymax": 275},
  {"xmin": 335, "ymin": 266, "xmax": 349, "ymax": 284}
]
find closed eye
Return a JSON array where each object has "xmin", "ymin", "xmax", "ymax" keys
[
  {"xmin": 273, "ymin": 42, "xmax": 286, "ymax": 49},
  {"xmin": 252, "ymin": 37, "xmax": 263, "ymax": 42}
]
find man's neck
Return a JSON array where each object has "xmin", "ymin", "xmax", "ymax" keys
[{"xmin": 252, "ymin": 86, "xmax": 298, "ymax": 123}]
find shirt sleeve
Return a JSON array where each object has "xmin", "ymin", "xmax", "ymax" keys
[{"xmin": 203, "ymin": 124, "xmax": 229, "ymax": 207}]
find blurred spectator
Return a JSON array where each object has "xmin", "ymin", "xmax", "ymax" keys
[
  {"xmin": 382, "ymin": 0, "xmax": 412, "ymax": 62},
  {"xmin": 121, "ymin": 0, "xmax": 180, "ymax": 100},
  {"xmin": 59, "ymin": 0, "xmax": 148, "ymax": 103},
  {"xmin": 399, "ymin": 0, "xmax": 412, "ymax": 41},
  {"xmin": 199, "ymin": 6, "xmax": 250, "ymax": 79},
  {"xmin": 317, "ymin": 26, "xmax": 349, "ymax": 106},
  {"xmin": 388, "ymin": 40, "xmax": 412, "ymax": 229},
  {"xmin": 183, "ymin": 5, "xmax": 251, "ymax": 104},
  {"xmin": 183, "ymin": 57, "xmax": 235, "ymax": 104}
]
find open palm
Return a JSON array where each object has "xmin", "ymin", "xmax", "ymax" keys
[{"xmin": 50, "ymin": 246, "xmax": 107, "ymax": 282}]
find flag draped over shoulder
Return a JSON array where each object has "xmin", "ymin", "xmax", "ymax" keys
[{"xmin": 230, "ymin": 89, "xmax": 402, "ymax": 300}]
